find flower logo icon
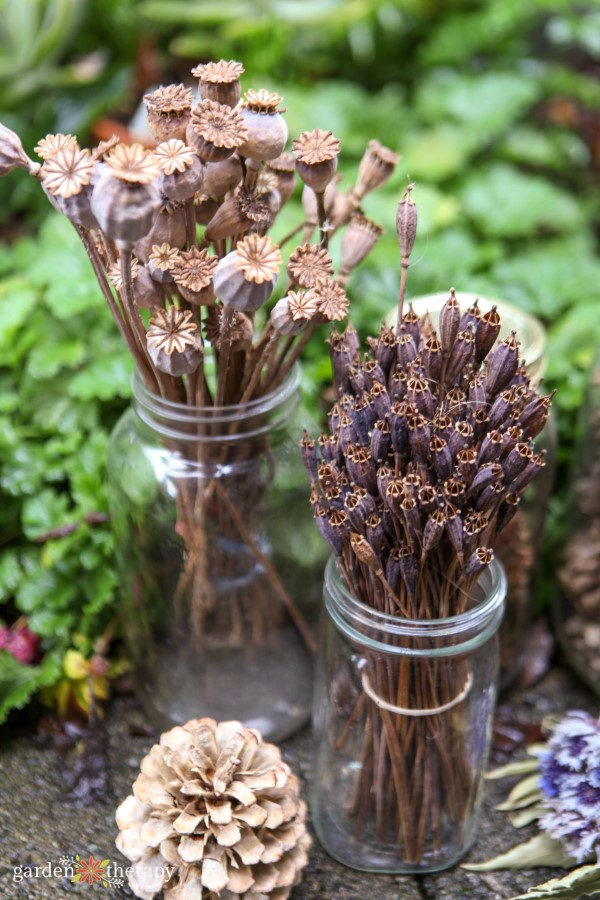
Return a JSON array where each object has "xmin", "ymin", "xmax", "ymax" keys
[{"xmin": 72, "ymin": 855, "xmax": 110, "ymax": 886}]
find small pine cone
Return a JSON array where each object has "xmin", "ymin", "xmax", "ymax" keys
[{"xmin": 116, "ymin": 718, "xmax": 311, "ymax": 900}]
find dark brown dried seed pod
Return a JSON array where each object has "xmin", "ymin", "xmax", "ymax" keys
[
  {"xmin": 439, "ymin": 288, "xmax": 461, "ymax": 355},
  {"xmin": 238, "ymin": 89, "xmax": 288, "ymax": 162},
  {"xmin": 396, "ymin": 326, "xmax": 418, "ymax": 369},
  {"xmin": 496, "ymin": 493, "xmax": 520, "ymax": 532},
  {"xmin": 187, "ymin": 100, "xmax": 248, "ymax": 162},
  {"xmin": 408, "ymin": 413, "xmax": 431, "ymax": 463},
  {"xmin": 445, "ymin": 326, "xmax": 476, "ymax": 384},
  {"xmin": 467, "ymin": 462, "xmax": 503, "ymax": 498},
  {"xmin": 509, "ymin": 450, "xmax": 546, "ymax": 495},
  {"xmin": 401, "ymin": 496, "xmax": 421, "ymax": 547},
  {"xmin": 418, "ymin": 484, "xmax": 438, "ymax": 514},
  {"xmin": 443, "ymin": 477, "xmax": 467, "ymax": 507},
  {"xmin": 475, "ymin": 305, "xmax": 501, "ymax": 364},
  {"xmin": 352, "ymin": 396, "xmax": 375, "ymax": 446},
  {"xmin": 471, "ymin": 408, "xmax": 491, "ymax": 440},
  {"xmin": 503, "ymin": 441, "xmax": 533, "ymax": 483},
  {"xmin": 346, "ymin": 446, "xmax": 377, "ymax": 496},
  {"xmin": 407, "ymin": 373, "xmax": 435, "ymax": 419},
  {"xmin": 369, "ymin": 381, "xmax": 391, "ymax": 421},
  {"xmin": 319, "ymin": 433, "xmax": 340, "ymax": 465},
  {"xmin": 422, "ymin": 507, "xmax": 446, "ymax": 558},
  {"xmin": 459, "ymin": 299, "xmax": 481, "ymax": 333},
  {"xmin": 300, "ymin": 431, "xmax": 318, "ymax": 483},
  {"xmin": 191, "ymin": 60, "xmax": 244, "ymax": 107},
  {"xmin": 384, "ymin": 478, "xmax": 404, "ymax": 517},
  {"xmin": 354, "ymin": 139, "xmax": 400, "ymax": 199},
  {"xmin": 318, "ymin": 461, "xmax": 340, "ymax": 492},
  {"xmin": 401, "ymin": 304, "xmax": 422, "ymax": 348},
  {"xmin": 444, "ymin": 505, "xmax": 464, "ymax": 562},
  {"xmin": 420, "ymin": 332, "xmax": 443, "ymax": 382},
  {"xmin": 315, "ymin": 508, "xmax": 345, "ymax": 557},
  {"xmin": 371, "ymin": 419, "xmax": 392, "ymax": 465},
  {"xmin": 390, "ymin": 368, "xmax": 408, "ymax": 403},
  {"xmin": 390, "ymin": 400, "xmax": 410, "ymax": 458},
  {"xmin": 144, "ymin": 85, "xmax": 194, "ymax": 142},
  {"xmin": 431, "ymin": 435, "xmax": 453, "ymax": 482},
  {"xmin": 475, "ymin": 479, "xmax": 505, "ymax": 514},
  {"xmin": 464, "ymin": 547, "xmax": 494, "ymax": 578},
  {"xmin": 500, "ymin": 424, "xmax": 524, "ymax": 459},
  {"xmin": 350, "ymin": 532, "xmax": 381, "ymax": 572},
  {"xmin": 477, "ymin": 429, "xmax": 504, "ymax": 466},
  {"xmin": 467, "ymin": 373, "xmax": 488, "ymax": 412},
  {"xmin": 343, "ymin": 491, "xmax": 366, "ymax": 534},
  {"xmin": 397, "ymin": 544, "xmax": 419, "ymax": 597},
  {"xmin": 396, "ymin": 184, "xmax": 417, "ymax": 261},
  {"xmin": 293, "ymin": 129, "xmax": 340, "ymax": 194},
  {"xmin": 365, "ymin": 512, "xmax": 385, "ymax": 559},
  {"xmin": 385, "ymin": 549, "xmax": 402, "ymax": 596},
  {"xmin": 367, "ymin": 325, "xmax": 397, "ymax": 377},
  {"xmin": 519, "ymin": 392, "xmax": 554, "ymax": 439},
  {"xmin": 340, "ymin": 213, "xmax": 383, "ymax": 279},
  {"xmin": 486, "ymin": 332, "xmax": 520, "ymax": 396},
  {"xmin": 456, "ymin": 447, "xmax": 478, "ymax": 486},
  {"xmin": 325, "ymin": 485, "xmax": 344, "ymax": 510},
  {"xmin": 448, "ymin": 420, "xmax": 473, "ymax": 458}
]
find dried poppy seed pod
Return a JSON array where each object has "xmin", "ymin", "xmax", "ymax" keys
[
  {"xmin": 519, "ymin": 391, "xmax": 555, "ymax": 439},
  {"xmin": 422, "ymin": 507, "xmax": 447, "ymax": 559},
  {"xmin": 238, "ymin": 90, "xmax": 288, "ymax": 162},
  {"xmin": 146, "ymin": 306, "xmax": 202, "ymax": 376},
  {"xmin": 91, "ymin": 144, "xmax": 162, "ymax": 246},
  {"xmin": 266, "ymin": 152, "xmax": 297, "ymax": 204},
  {"xmin": 172, "ymin": 247, "xmax": 218, "ymax": 305},
  {"xmin": 396, "ymin": 184, "xmax": 417, "ymax": 261},
  {"xmin": 367, "ymin": 326, "xmax": 397, "ymax": 377},
  {"xmin": 350, "ymin": 532, "xmax": 382, "ymax": 573},
  {"xmin": 201, "ymin": 153, "xmax": 243, "ymax": 199},
  {"xmin": 396, "ymin": 326, "xmax": 418, "ymax": 369},
  {"xmin": 300, "ymin": 431, "xmax": 319, "ymax": 483},
  {"xmin": 213, "ymin": 233, "xmax": 280, "ymax": 313},
  {"xmin": 270, "ymin": 296, "xmax": 305, "ymax": 336},
  {"xmin": 193, "ymin": 192, "xmax": 220, "ymax": 225},
  {"xmin": 301, "ymin": 179, "xmax": 337, "ymax": 230},
  {"xmin": 370, "ymin": 418, "xmax": 392, "ymax": 465},
  {"xmin": 148, "ymin": 243, "xmax": 180, "ymax": 283},
  {"xmin": 464, "ymin": 547, "xmax": 494, "ymax": 578},
  {"xmin": 155, "ymin": 139, "xmax": 205, "ymax": 202},
  {"xmin": 445, "ymin": 326, "xmax": 476, "ymax": 384},
  {"xmin": 354, "ymin": 139, "xmax": 400, "ymax": 201},
  {"xmin": 340, "ymin": 213, "xmax": 383, "ymax": 281},
  {"xmin": 134, "ymin": 199, "xmax": 187, "ymax": 261},
  {"xmin": 293, "ymin": 129, "xmax": 340, "ymax": 194},
  {"xmin": 420, "ymin": 332, "xmax": 443, "ymax": 381},
  {"xmin": 0, "ymin": 122, "xmax": 36, "ymax": 175},
  {"xmin": 133, "ymin": 266, "xmax": 164, "ymax": 309},
  {"xmin": 288, "ymin": 242, "xmax": 334, "ymax": 290},
  {"xmin": 144, "ymin": 84, "xmax": 194, "ymax": 142},
  {"xmin": 191, "ymin": 59, "xmax": 244, "ymax": 107},
  {"xmin": 187, "ymin": 100, "xmax": 248, "ymax": 162},
  {"xmin": 204, "ymin": 187, "xmax": 271, "ymax": 242}
]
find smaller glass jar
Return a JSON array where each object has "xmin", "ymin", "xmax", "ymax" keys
[
  {"xmin": 311, "ymin": 557, "xmax": 506, "ymax": 874},
  {"xmin": 554, "ymin": 353, "xmax": 600, "ymax": 696},
  {"xmin": 395, "ymin": 294, "xmax": 555, "ymax": 688}
]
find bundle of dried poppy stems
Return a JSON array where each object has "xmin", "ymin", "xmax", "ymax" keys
[
  {"xmin": 302, "ymin": 209, "xmax": 554, "ymax": 619},
  {"xmin": 0, "ymin": 59, "xmax": 400, "ymax": 409}
]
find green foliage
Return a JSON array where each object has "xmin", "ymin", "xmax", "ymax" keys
[{"xmin": 0, "ymin": 214, "xmax": 131, "ymax": 723}]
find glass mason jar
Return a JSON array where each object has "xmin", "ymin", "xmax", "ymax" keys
[
  {"xmin": 399, "ymin": 294, "xmax": 555, "ymax": 688},
  {"xmin": 107, "ymin": 365, "xmax": 323, "ymax": 742},
  {"xmin": 554, "ymin": 352, "xmax": 600, "ymax": 696},
  {"xmin": 311, "ymin": 556, "xmax": 507, "ymax": 873}
]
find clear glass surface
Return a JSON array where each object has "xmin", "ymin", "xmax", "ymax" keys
[
  {"xmin": 311, "ymin": 557, "xmax": 506, "ymax": 873},
  {"xmin": 107, "ymin": 366, "xmax": 324, "ymax": 741}
]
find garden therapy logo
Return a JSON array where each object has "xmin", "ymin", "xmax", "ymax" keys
[{"xmin": 11, "ymin": 854, "xmax": 175, "ymax": 889}]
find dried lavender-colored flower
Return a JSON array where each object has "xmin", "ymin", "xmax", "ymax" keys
[
  {"xmin": 213, "ymin": 234, "xmax": 280, "ymax": 312},
  {"xmin": 538, "ymin": 711, "xmax": 600, "ymax": 863},
  {"xmin": 34, "ymin": 132, "xmax": 77, "ymax": 160},
  {"xmin": 172, "ymin": 247, "xmax": 218, "ymax": 304},
  {"xmin": 238, "ymin": 89, "xmax": 288, "ymax": 162},
  {"xmin": 144, "ymin": 84, "xmax": 194, "ymax": 142},
  {"xmin": 115, "ymin": 717, "xmax": 310, "ymax": 899},
  {"xmin": 314, "ymin": 280, "xmax": 349, "ymax": 322},
  {"xmin": 146, "ymin": 306, "xmax": 202, "ymax": 376},
  {"xmin": 288, "ymin": 243, "xmax": 334, "ymax": 289},
  {"xmin": 191, "ymin": 59, "xmax": 245, "ymax": 107},
  {"xmin": 293, "ymin": 129, "xmax": 340, "ymax": 194},
  {"xmin": 187, "ymin": 100, "xmax": 248, "ymax": 162},
  {"xmin": 41, "ymin": 146, "xmax": 95, "ymax": 198}
]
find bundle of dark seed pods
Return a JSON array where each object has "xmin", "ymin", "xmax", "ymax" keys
[
  {"xmin": 0, "ymin": 60, "xmax": 400, "ymax": 409},
  {"xmin": 302, "ymin": 192, "xmax": 554, "ymax": 619}
]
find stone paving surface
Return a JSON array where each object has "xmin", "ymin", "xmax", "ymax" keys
[{"xmin": 0, "ymin": 664, "xmax": 597, "ymax": 899}]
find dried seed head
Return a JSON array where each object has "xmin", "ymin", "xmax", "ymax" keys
[
  {"xmin": 204, "ymin": 186, "xmax": 272, "ymax": 242},
  {"xmin": 187, "ymin": 100, "xmax": 248, "ymax": 162},
  {"xmin": 287, "ymin": 289, "xmax": 318, "ymax": 322},
  {"xmin": 34, "ymin": 132, "xmax": 77, "ymax": 161},
  {"xmin": 439, "ymin": 288, "xmax": 461, "ymax": 354},
  {"xmin": 144, "ymin": 84, "xmax": 194, "ymax": 142},
  {"xmin": 41, "ymin": 146, "xmax": 95, "ymax": 198},
  {"xmin": 300, "ymin": 431, "xmax": 318, "ymax": 483},
  {"xmin": 172, "ymin": 245, "xmax": 219, "ymax": 301},
  {"xmin": 238, "ymin": 90, "xmax": 288, "ymax": 161},
  {"xmin": 154, "ymin": 139, "xmax": 197, "ymax": 176},
  {"xmin": 396, "ymin": 183, "xmax": 417, "ymax": 262},
  {"xmin": 340, "ymin": 213, "xmax": 383, "ymax": 278},
  {"xmin": 355, "ymin": 139, "xmax": 400, "ymax": 199},
  {"xmin": 270, "ymin": 296, "xmax": 304, "ymax": 336},
  {"xmin": 475, "ymin": 304, "xmax": 502, "ymax": 363},
  {"xmin": 266, "ymin": 152, "xmax": 297, "ymax": 204},
  {"xmin": 201, "ymin": 154, "xmax": 243, "ymax": 199},
  {"xmin": 293, "ymin": 129, "xmax": 340, "ymax": 194},
  {"xmin": 92, "ymin": 135, "xmax": 120, "ymax": 161},
  {"xmin": 191, "ymin": 59, "xmax": 245, "ymax": 107},
  {"xmin": 148, "ymin": 242, "xmax": 180, "ymax": 282},
  {"xmin": 288, "ymin": 242, "xmax": 334, "ymax": 289},
  {"xmin": 314, "ymin": 280, "xmax": 349, "ymax": 323},
  {"xmin": 204, "ymin": 306, "xmax": 253, "ymax": 352},
  {"xmin": 350, "ymin": 532, "xmax": 381, "ymax": 572},
  {"xmin": 105, "ymin": 144, "xmax": 161, "ymax": 185},
  {"xmin": 107, "ymin": 257, "xmax": 141, "ymax": 290},
  {"xmin": 234, "ymin": 233, "xmax": 281, "ymax": 283},
  {"xmin": 91, "ymin": 166, "xmax": 161, "ymax": 245},
  {"xmin": 146, "ymin": 306, "xmax": 202, "ymax": 376},
  {"xmin": 486, "ymin": 331, "xmax": 520, "ymax": 396},
  {"xmin": 464, "ymin": 547, "xmax": 494, "ymax": 578},
  {"xmin": 213, "ymin": 235, "xmax": 279, "ymax": 312}
]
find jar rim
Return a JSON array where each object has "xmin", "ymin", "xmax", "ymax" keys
[
  {"xmin": 132, "ymin": 363, "xmax": 301, "ymax": 439},
  {"xmin": 324, "ymin": 556, "xmax": 506, "ymax": 656}
]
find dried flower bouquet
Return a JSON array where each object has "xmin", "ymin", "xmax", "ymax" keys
[
  {"xmin": 0, "ymin": 64, "xmax": 399, "ymax": 670},
  {"xmin": 302, "ymin": 191, "xmax": 554, "ymax": 864}
]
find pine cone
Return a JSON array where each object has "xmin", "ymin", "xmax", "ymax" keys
[{"xmin": 116, "ymin": 718, "xmax": 311, "ymax": 899}]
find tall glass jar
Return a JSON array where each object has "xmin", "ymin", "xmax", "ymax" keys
[
  {"xmin": 107, "ymin": 365, "xmax": 323, "ymax": 741},
  {"xmin": 311, "ymin": 556, "xmax": 506, "ymax": 874},
  {"xmin": 554, "ymin": 353, "xmax": 600, "ymax": 696},
  {"xmin": 399, "ymin": 294, "xmax": 555, "ymax": 687}
]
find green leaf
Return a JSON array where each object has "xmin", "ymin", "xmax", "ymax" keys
[
  {"xmin": 0, "ymin": 551, "xmax": 23, "ymax": 602},
  {"xmin": 68, "ymin": 354, "xmax": 133, "ymax": 401},
  {"xmin": 21, "ymin": 488, "xmax": 72, "ymax": 540},
  {"xmin": 402, "ymin": 124, "xmax": 484, "ymax": 182},
  {"xmin": 464, "ymin": 834, "xmax": 577, "ymax": 872},
  {"xmin": 510, "ymin": 863, "xmax": 600, "ymax": 899},
  {"xmin": 0, "ymin": 277, "xmax": 38, "ymax": 349},
  {"xmin": 0, "ymin": 650, "xmax": 61, "ymax": 724},
  {"xmin": 460, "ymin": 163, "xmax": 585, "ymax": 239},
  {"xmin": 26, "ymin": 336, "xmax": 86, "ymax": 379}
]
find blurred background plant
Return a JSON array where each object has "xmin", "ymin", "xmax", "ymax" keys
[{"xmin": 1, "ymin": 0, "xmax": 600, "ymax": 722}]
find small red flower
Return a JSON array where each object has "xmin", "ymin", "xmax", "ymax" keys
[{"xmin": 74, "ymin": 856, "xmax": 106, "ymax": 884}]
